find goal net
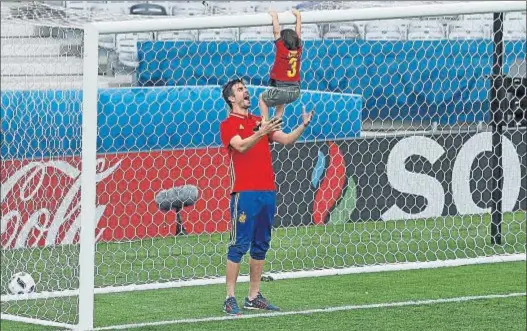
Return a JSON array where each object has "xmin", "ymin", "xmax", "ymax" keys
[
  {"xmin": 1, "ymin": 1, "xmax": 525, "ymax": 329},
  {"xmin": 0, "ymin": 2, "xmax": 87, "ymax": 329}
]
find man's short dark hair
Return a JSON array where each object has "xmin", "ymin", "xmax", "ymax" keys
[
  {"xmin": 281, "ymin": 29, "xmax": 300, "ymax": 50},
  {"xmin": 222, "ymin": 78, "xmax": 244, "ymax": 110}
]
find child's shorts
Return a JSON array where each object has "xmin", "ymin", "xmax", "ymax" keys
[{"xmin": 261, "ymin": 81, "xmax": 300, "ymax": 107}]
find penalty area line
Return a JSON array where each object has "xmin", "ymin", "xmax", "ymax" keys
[{"xmin": 93, "ymin": 292, "xmax": 526, "ymax": 330}]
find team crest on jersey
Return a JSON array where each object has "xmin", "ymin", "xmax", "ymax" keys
[
  {"xmin": 238, "ymin": 212, "xmax": 247, "ymax": 223},
  {"xmin": 239, "ymin": 124, "xmax": 244, "ymax": 130}
]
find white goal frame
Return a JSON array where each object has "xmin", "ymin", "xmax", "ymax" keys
[{"xmin": 1, "ymin": 2, "xmax": 525, "ymax": 330}]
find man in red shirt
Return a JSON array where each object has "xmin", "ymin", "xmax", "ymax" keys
[
  {"xmin": 220, "ymin": 78, "xmax": 313, "ymax": 315},
  {"xmin": 258, "ymin": 9, "xmax": 303, "ymax": 124}
]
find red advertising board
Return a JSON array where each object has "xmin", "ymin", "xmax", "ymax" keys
[{"xmin": 1, "ymin": 148, "xmax": 231, "ymax": 249}]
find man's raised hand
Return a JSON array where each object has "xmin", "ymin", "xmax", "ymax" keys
[
  {"xmin": 302, "ymin": 107, "xmax": 313, "ymax": 127},
  {"xmin": 260, "ymin": 117, "xmax": 282, "ymax": 135}
]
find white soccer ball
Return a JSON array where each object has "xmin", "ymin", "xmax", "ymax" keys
[{"xmin": 8, "ymin": 272, "xmax": 36, "ymax": 295}]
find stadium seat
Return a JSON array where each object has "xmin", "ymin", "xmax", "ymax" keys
[
  {"xmin": 365, "ymin": 30, "xmax": 404, "ymax": 41},
  {"xmin": 324, "ymin": 23, "xmax": 361, "ymax": 39},
  {"xmin": 0, "ymin": 75, "xmax": 80, "ymax": 90},
  {"xmin": 503, "ymin": 21, "xmax": 527, "ymax": 40},
  {"xmin": 504, "ymin": 12, "xmax": 526, "ymax": 40},
  {"xmin": 448, "ymin": 21, "xmax": 486, "ymax": 40},
  {"xmin": 365, "ymin": 21, "xmax": 403, "ymax": 40},
  {"xmin": 269, "ymin": 1, "xmax": 299, "ymax": 11},
  {"xmin": 503, "ymin": 29, "xmax": 526, "ymax": 40},
  {"xmin": 365, "ymin": 21, "xmax": 399, "ymax": 33},
  {"xmin": 241, "ymin": 26, "xmax": 274, "ymax": 34},
  {"xmin": 240, "ymin": 31, "xmax": 274, "ymax": 41},
  {"xmin": 505, "ymin": 11, "xmax": 526, "ymax": 23},
  {"xmin": 99, "ymin": 34, "xmax": 116, "ymax": 49},
  {"xmin": 254, "ymin": 1, "xmax": 305, "ymax": 13},
  {"xmin": 40, "ymin": 1, "xmax": 65, "ymax": 6},
  {"xmin": 239, "ymin": 1, "xmax": 258, "ymax": 13},
  {"xmin": 301, "ymin": 31, "xmax": 321, "ymax": 40},
  {"xmin": 297, "ymin": 1, "xmax": 336, "ymax": 11},
  {"xmin": 0, "ymin": 23, "xmax": 37, "ymax": 38},
  {"xmin": 254, "ymin": 2, "xmax": 271, "ymax": 13},
  {"xmin": 305, "ymin": 24, "xmax": 320, "ymax": 35},
  {"xmin": 211, "ymin": 1, "xmax": 234, "ymax": 14},
  {"xmin": 408, "ymin": 20, "xmax": 445, "ymax": 39},
  {"xmin": 323, "ymin": 31, "xmax": 345, "ymax": 40},
  {"xmin": 362, "ymin": 19, "xmax": 411, "ymax": 39},
  {"xmin": 171, "ymin": 2, "xmax": 207, "ymax": 17},
  {"xmin": 1, "ymin": 38, "xmax": 70, "ymax": 57},
  {"xmin": 198, "ymin": 29, "xmax": 237, "ymax": 41},
  {"xmin": 239, "ymin": 26, "xmax": 274, "ymax": 40},
  {"xmin": 157, "ymin": 31, "xmax": 197, "ymax": 41},
  {"xmin": 64, "ymin": 1, "xmax": 99, "ymax": 11},
  {"xmin": 463, "ymin": 13, "xmax": 494, "ymax": 21},
  {"xmin": 462, "ymin": 14, "xmax": 492, "ymax": 34},
  {"xmin": 213, "ymin": 1, "xmax": 256, "ymax": 14},
  {"xmin": 1, "ymin": 58, "xmax": 84, "ymax": 76},
  {"xmin": 339, "ymin": 1, "xmax": 376, "ymax": 10},
  {"xmin": 116, "ymin": 32, "xmax": 153, "ymax": 68},
  {"xmin": 325, "ymin": 23, "xmax": 360, "ymax": 39},
  {"xmin": 281, "ymin": 23, "xmax": 320, "ymax": 38},
  {"xmin": 448, "ymin": 30, "xmax": 486, "ymax": 40},
  {"xmin": 460, "ymin": 19, "xmax": 492, "ymax": 38},
  {"xmin": 409, "ymin": 20, "xmax": 444, "ymax": 33},
  {"xmin": 462, "ymin": 12, "xmax": 525, "ymax": 40},
  {"xmin": 91, "ymin": 2, "xmax": 132, "ymax": 15},
  {"xmin": 407, "ymin": 30, "xmax": 444, "ymax": 40}
]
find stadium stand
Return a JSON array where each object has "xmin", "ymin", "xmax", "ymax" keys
[
  {"xmin": 1, "ymin": 2, "xmax": 84, "ymax": 88},
  {"xmin": 1, "ymin": 1, "xmax": 525, "ymax": 90}
]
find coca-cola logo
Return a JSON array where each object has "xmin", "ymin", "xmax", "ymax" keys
[{"xmin": 1, "ymin": 158, "xmax": 121, "ymax": 249}]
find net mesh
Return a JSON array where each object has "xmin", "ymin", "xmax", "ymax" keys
[
  {"xmin": 0, "ymin": 1, "xmax": 86, "ymax": 325},
  {"xmin": 1, "ymin": 0, "xmax": 526, "ymax": 326}
]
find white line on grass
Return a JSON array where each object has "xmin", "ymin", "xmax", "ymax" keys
[{"xmin": 93, "ymin": 292, "xmax": 526, "ymax": 330}]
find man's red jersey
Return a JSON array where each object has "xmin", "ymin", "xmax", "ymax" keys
[
  {"xmin": 269, "ymin": 38, "xmax": 302, "ymax": 83},
  {"xmin": 220, "ymin": 113, "xmax": 276, "ymax": 193}
]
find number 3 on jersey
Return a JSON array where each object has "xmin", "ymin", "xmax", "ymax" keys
[{"xmin": 287, "ymin": 57, "xmax": 298, "ymax": 78}]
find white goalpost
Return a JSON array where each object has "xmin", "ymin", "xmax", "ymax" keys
[{"xmin": 1, "ymin": 1, "xmax": 526, "ymax": 330}]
